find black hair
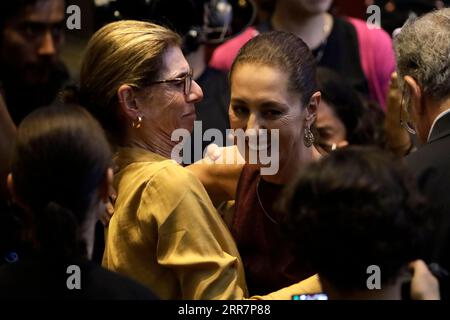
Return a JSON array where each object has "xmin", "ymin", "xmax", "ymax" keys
[
  {"xmin": 11, "ymin": 104, "xmax": 112, "ymax": 261},
  {"xmin": 231, "ymin": 31, "xmax": 317, "ymax": 106},
  {"xmin": 316, "ymin": 67, "xmax": 386, "ymax": 147},
  {"xmin": 282, "ymin": 146, "xmax": 430, "ymax": 290}
]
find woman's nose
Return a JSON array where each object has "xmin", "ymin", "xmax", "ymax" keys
[
  {"xmin": 186, "ymin": 80, "xmax": 203, "ymax": 104},
  {"xmin": 247, "ymin": 113, "xmax": 267, "ymax": 132}
]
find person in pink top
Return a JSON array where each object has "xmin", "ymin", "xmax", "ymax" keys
[{"xmin": 209, "ymin": 0, "xmax": 396, "ymax": 110}]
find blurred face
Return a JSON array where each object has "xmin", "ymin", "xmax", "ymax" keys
[
  {"xmin": 283, "ymin": 0, "xmax": 333, "ymax": 14},
  {"xmin": 0, "ymin": 0, "xmax": 65, "ymax": 85},
  {"xmin": 229, "ymin": 63, "xmax": 309, "ymax": 169},
  {"xmin": 316, "ymin": 100, "xmax": 347, "ymax": 150},
  {"xmin": 135, "ymin": 45, "xmax": 203, "ymax": 153}
]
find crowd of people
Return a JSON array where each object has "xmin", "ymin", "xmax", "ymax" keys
[{"xmin": 0, "ymin": 0, "xmax": 449, "ymax": 300}]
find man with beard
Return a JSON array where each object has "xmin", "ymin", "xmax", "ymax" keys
[
  {"xmin": 0, "ymin": 0, "xmax": 68, "ymax": 265},
  {"xmin": 0, "ymin": 0, "xmax": 69, "ymax": 125}
]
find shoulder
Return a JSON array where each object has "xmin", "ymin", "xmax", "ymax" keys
[
  {"xmin": 406, "ymin": 137, "xmax": 450, "ymax": 171},
  {"xmin": 121, "ymin": 157, "xmax": 198, "ymax": 189},
  {"xmin": 147, "ymin": 160, "xmax": 205, "ymax": 193},
  {"xmin": 140, "ymin": 160, "xmax": 211, "ymax": 212},
  {"xmin": 117, "ymin": 157, "xmax": 207, "ymax": 209}
]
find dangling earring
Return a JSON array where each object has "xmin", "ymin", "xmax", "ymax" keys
[
  {"xmin": 303, "ymin": 126, "xmax": 314, "ymax": 147},
  {"xmin": 132, "ymin": 115, "xmax": 143, "ymax": 129}
]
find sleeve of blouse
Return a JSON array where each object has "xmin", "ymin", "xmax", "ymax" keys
[{"xmin": 141, "ymin": 163, "xmax": 248, "ymax": 299}]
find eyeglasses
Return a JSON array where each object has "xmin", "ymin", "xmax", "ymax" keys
[
  {"xmin": 150, "ymin": 69, "xmax": 193, "ymax": 96},
  {"xmin": 399, "ymin": 85, "xmax": 417, "ymax": 135}
]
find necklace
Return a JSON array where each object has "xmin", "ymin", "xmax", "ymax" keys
[{"xmin": 256, "ymin": 177, "xmax": 279, "ymax": 225}]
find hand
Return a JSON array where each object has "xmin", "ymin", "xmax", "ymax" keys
[
  {"xmin": 409, "ymin": 259, "xmax": 440, "ymax": 300},
  {"xmin": 384, "ymin": 72, "xmax": 412, "ymax": 156}
]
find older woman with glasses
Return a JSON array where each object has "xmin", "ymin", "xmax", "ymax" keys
[{"xmin": 79, "ymin": 20, "xmax": 248, "ymax": 300}]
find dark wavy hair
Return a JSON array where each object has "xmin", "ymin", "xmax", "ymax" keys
[
  {"xmin": 11, "ymin": 104, "xmax": 112, "ymax": 261},
  {"xmin": 281, "ymin": 146, "xmax": 430, "ymax": 290},
  {"xmin": 317, "ymin": 67, "xmax": 386, "ymax": 147}
]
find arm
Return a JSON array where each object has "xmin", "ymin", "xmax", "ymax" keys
[
  {"xmin": 151, "ymin": 165, "xmax": 248, "ymax": 299},
  {"xmin": 384, "ymin": 72, "xmax": 413, "ymax": 156},
  {"xmin": 0, "ymin": 93, "xmax": 16, "ymax": 200},
  {"xmin": 187, "ymin": 145, "xmax": 244, "ymax": 206}
]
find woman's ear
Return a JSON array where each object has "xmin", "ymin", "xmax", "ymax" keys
[
  {"xmin": 117, "ymin": 84, "xmax": 139, "ymax": 121},
  {"xmin": 305, "ymin": 91, "xmax": 321, "ymax": 125}
]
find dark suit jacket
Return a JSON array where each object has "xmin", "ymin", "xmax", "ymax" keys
[{"xmin": 405, "ymin": 111, "xmax": 450, "ymax": 274}]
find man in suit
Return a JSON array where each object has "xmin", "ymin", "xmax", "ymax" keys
[{"xmin": 394, "ymin": 8, "xmax": 450, "ymax": 297}]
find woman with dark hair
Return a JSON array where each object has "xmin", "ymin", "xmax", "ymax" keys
[
  {"xmin": 315, "ymin": 67, "xmax": 385, "ymax": 153},
  {"xmin": 191, "ymin": 31, "xmax": 321, "ymax": 295},
  {"xmin": 0, "ymin": 104, "xmax": 156, "ymax": 299},
  {"xmin": 282, "ymin": 146, "xmax": 439, "ymax": 299}
]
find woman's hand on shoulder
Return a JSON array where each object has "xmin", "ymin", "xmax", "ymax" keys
[{"xmin": 187, "ymin": 145, "xmax": 244, "ymax": 206}]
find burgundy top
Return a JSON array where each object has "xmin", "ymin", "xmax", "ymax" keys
[{"xmin": 231, "ymin": 165, "xmax": 313, "ymax": 295}]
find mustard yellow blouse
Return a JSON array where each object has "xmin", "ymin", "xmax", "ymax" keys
[{"xmin": 102, "ymin": 147, "xmax": 248, "ymax": 300}]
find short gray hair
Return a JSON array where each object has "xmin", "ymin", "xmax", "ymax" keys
[{"xmin": 394, "ymin": 8, "xmax": 450, "ymax": 102}]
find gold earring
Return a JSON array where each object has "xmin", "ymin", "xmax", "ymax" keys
[{"xmin": 132, "ymin": 116, "xmax": 143, "ymax": 129}]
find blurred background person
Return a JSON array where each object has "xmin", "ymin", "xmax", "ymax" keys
[
  {"xmin": 283, "ymin": 146, "xmax": 439, "ymax": 300},
  {"xmin": 0, "ymin": 0, "xmax": 69, "ymax": 125},
  {"xmin": 370, "ymin": 0, "xmax": 449, "ymax": 36},
  {"xmin": 315, "ymin": 67, "xmax": 385, "ymax": 153},
  {"xmin": 394, "ymin": 8, "xmax": 450, "ymax": 298},
  {"xmin": 209, "ymin": 0, "xmax": 396, "ymax": 109},
  {"xmin": 0, "ymin": 93, "xmax": 17, "ymax": 265},
  {"xmin": 0, "ymin": 104, "xmax": 156, "ymax": 299},
  {"xmin": 0, "ymin": 0, "xmax": 69, "ymax": 267}
]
